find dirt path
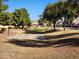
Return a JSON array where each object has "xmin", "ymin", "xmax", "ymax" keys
[
  {"xmin": 7, "ymin": 28, "xmax": 79, "ymax": 40},
  {"xmin": 8, "ymin": 34, "xmax": 45, "ymax": 40}
]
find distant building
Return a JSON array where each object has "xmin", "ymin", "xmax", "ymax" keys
[
  {"xmin": 73, "ymin": 17, "xmax": 79, "ymax": 25},
  {"xmin": 31, "ymin": 21, "xmax": 40, "ymax": 27}
]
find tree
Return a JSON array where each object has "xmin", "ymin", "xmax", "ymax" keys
[
  {"xmin": 59, "ymin": 0, "xmax": 79, "ymax": 29},
  {"xmin": 0, "ymin": 12, "xmax": 10, "ymax": 25},
  {"xmin": 0, "ymin": 0, "xmax": 8, "ymax": 12},
  {"xmin": 61, "ymin": 0, "xmax": 79, "ymax": 22},
  {"xmin": 43, "ymin": 0, "xmax": 79, "ymax": 30},
  {"xmin": 12, "ymin": 8, "xmax": 31, "ymax": 29},
  {"xmin": 43, "ymin": 3, "xmax": 60, "ymax": 30},
  {"xmin": 56, "ymin": 1, "xmax": 67, "ymax": 30},
  {"xmin": 56, "ymin": 0, "xmax": 79, "ymax": 30},
  {"xmin": 0, "ymin": 0, "xmax": 8, "ymax": 25},
  {"xmin": 38, "ymin": 18, "xmax": 51, "ymax": 26}
]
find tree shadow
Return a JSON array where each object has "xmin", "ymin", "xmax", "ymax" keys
[
  {"xmin": 6, "ymin": 34, "xmax": 79, "ymax": 48},
  {"xmin": 24, "ymin": 30, "xmax": 45, "ymax": 34},
  {"xmin": 54, "ymin": 38, "xmax": 79, "ymax": 47},
  {"xmin": 45, "ymin": 29, "xmax": 60, "ymax": 33},
  {"xmin": 24, "ymin": 29, "xmax": 60, "ymax": 34},
  {"xmin": 7, "ymin": 39, "xmax": 51, "ymax": 47},
  {"xmin": 6, "ymin": 32, "xmax": 79, "ymax": 48},
  {"xmin": 37, "ymin": 33, "xmax": 79, "ymax": 40}
]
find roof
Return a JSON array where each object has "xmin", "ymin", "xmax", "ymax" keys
[{"xmin": 31, "ymin": 21, "xmax": 39, "ymax": 25}]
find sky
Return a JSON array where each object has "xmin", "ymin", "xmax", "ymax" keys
[{"xmin": 6, "ymin": 0, "xmax": 58, "ymax": 20}]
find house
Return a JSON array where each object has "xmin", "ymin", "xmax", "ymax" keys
[
  {"xmin": 73, "ymin": 17, "xmax": 79, "ymax": 25},
  {"xmin": 31, "ymin": 21, "xmax": 40, "ymax": 27}
]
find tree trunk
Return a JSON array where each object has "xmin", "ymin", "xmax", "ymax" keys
[
  {"xmin": 22, "ymin": 24, "xmax": 24, "ymax": 29},
  {"xmin": 53, "ymin": 23, "xmax": 56, "ymax": 30},
  {"xmin": 21, "ymin": 21, "xmax": 24, "ymax": 29},
  {"xmin": 63, "ymin": 22, "xmax": 66, "ymax": 31}
]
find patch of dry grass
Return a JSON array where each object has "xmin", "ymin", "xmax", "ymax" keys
[
  {"xmin": 0, "ymin": 42, "xmax": 79, "ymax": 59},
  {"xmin": 46, "ymin": 29, "xmax": 79, "ymax": 40},
  {"xmin": 0, "ymin": 29, "xmax": 79, "ymax": 59}
]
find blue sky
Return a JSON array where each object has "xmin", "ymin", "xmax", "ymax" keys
[{"xmin": 6, "ymin": 0, "xmax": 58, "ymax": 20}]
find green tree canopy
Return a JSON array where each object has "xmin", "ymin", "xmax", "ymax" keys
[
  {"xmin": 43, "ymin": 0, "xmax": 79, "ymax": 30},
  {"xmin": 0, "ymin": 0, "xmax": 8, "ymax": 12},
  {"xmin": 12, "ymin": 8, "xmax": 31, "ymax": 29},
  {"xmin": 43, "ymin": 3, "xmax": 60, "ymax": 30}
]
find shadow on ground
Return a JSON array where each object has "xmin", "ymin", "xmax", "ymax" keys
[
  {"xmin": 6, "ymin": 32, "xmax": 79, "ymax": 47},
  {"xmin": 37, "ymin": 33, "xmax": 79, "ymax": 40},
  {"xmin": 24, "ymin": 29, "xmax": 60, "ymax": 34}
]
